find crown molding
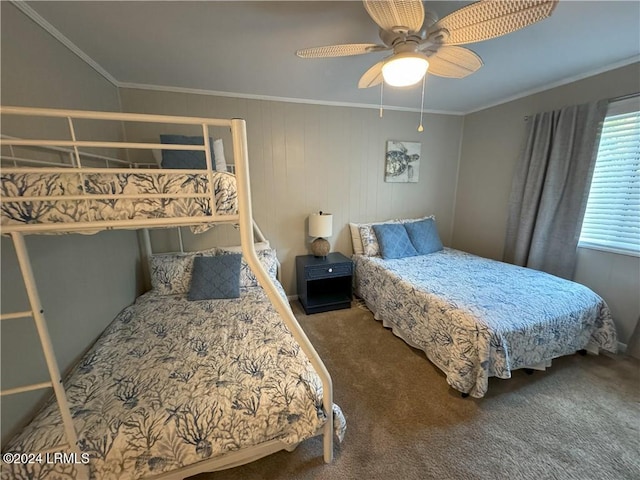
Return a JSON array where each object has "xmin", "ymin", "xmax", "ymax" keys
[
  {"xmin": 117, "ymin": 81, "xmax": 464, "ymax": 116},
  {"xmin": 466, "ymin": 55, "xmax": 640, "ymax": 114}
]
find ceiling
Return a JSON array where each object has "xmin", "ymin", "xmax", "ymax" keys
[{"xmin": 18, "ymin": 1, "xmax": 640, "ymax": 114}]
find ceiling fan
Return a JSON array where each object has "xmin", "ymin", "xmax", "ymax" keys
[{"xmin": 296, "ymin": 0, "xmax": 558, "ymax": 88}]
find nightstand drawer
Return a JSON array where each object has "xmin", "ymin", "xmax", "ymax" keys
[{"xmin": 306, "ymin": 262, "xmax": 352, "ymax": 280}]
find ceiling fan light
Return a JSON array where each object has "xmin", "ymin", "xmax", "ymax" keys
[{"xmin": 382, "ymin": 53, "xmax": 429, "ymax": 87}]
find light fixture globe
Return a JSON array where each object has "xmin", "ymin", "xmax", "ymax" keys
[{"xmin": 382, "ymin": 52, "xmax": 429, "ymax": 87}]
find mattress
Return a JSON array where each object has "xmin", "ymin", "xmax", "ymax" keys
[
  {"xmin": 0, "ymin": 170, "xmax": 237, "ymax": 229},
  {"xmin": 2, "ymin": 283, "xmax": 345, "ymax": 479},
  {"xmin": 354, "ymin": 248, "xmax": 617, "ymax": 397}
]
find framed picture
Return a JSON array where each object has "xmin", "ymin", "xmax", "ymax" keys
[{"xmin": 384, "ymin": 140, "xmax": 421, "ymax": 183}]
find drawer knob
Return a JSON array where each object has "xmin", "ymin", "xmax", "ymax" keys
[{"xmin": 328, "ymin": 268, "xmax": 333, "ymax": 273}]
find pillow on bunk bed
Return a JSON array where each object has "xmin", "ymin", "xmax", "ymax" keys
[
  {"xmin": 149, "ymin": 250, "xmax": 216, "ymax": 295},
  {"xmin": 213, "ymin": 138, "xmax": 228, "ymax": 172},
  {"xmin": 153, "ymin": 141, "xmax": 227, "ymax": 169},
  {"xmin": 188, "ymin": 254, "xmax": 241, "ymax": 300},
  {"xmin": 217, "ymin": 247, "xmax": 279, "ymax": 287},
  {"xmin": 372, "ymin": 223, "xmax": 418, "ymax": 259},
  {"xmin": 404, "ymin": 217, "xmax": 443, "ymax": 255},
  {"xmin": 160, "ymin": 134, "xmax": 216, "ymax": 169}
]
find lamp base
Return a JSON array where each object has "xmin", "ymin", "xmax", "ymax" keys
[{"xmin": 310, "ymin": 238, "xmax": 330, "ymax": 257}]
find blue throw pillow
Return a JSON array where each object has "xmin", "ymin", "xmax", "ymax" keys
[
  {"xmin": 372, "ymin": 223, "xmax": 418, "ymax": 259},
  {"xmin": 188, "ymin": 254, "xmax": 241, "ymax": 300},
  {"xmin": 404, "ymin": 218, "xmax": 443, "ymax": 255},
  {"xmin": 160, "ymin": 134, "xmax": 216, "ymax": 169}
]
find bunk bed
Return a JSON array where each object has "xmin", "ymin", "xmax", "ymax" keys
[{"xmin": 0, "ymin": 106, "xmax": 345, "ymax": 479}]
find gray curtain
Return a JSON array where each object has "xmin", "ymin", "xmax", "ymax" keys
[{"xmin": 504, "ymin": 100, "xmax": 607, "ymax": 279}]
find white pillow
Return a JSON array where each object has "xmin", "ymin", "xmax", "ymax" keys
[
  {"xmin": 213, "ymin": 139, "xmax": 228, "ymax": 172},
  {"xmin": 349, "ymin": 223, "xmax": 364, "ymax": 255}
]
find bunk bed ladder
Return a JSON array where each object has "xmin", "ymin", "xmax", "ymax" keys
[{"xmin": 1, "ymin": 232, "xmax": 89, "ymax": 479}]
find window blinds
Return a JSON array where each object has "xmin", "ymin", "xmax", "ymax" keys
[{"xmin": 580, "ymin": 96, "xmax": 640, "ymax": 255}]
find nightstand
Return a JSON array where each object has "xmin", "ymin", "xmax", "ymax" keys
[{"xmin": 296, "ymin": 252, "xmax": 353, "ymax": 315}]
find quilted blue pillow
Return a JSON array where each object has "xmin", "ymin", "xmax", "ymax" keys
[
  {"xmin": 372, "ymin": 223, "xmax": 418, "ymax": 259},
  {"xmin": 404, "ymin": 218, "xmax": 443, "ymax": 255},
  {"xmin": 188, "ymin": 254, "xmax": 241, "ymax": 300},
  {"xmin": 160, "ymin": 134, "xmax": 216, "ymax": 169}
]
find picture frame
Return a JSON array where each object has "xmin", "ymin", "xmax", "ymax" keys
[{"xmin": 384, "ymin": 140, "xmax": 421, "ymax": 183}]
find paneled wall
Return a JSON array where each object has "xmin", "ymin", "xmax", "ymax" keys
[
  {"xmin": 452, "ymin": 63, "xmax": 640, "ymax": 346},
  {"xmin": 119, "ymin": 88, "xmax": 464, "ymax": 293},
  {"xmin": 0, "ymin": 3, "xmax": 142, "ymax": 443}
]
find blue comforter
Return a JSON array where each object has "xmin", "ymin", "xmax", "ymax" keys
[{"xmin": 355, "ymin": 248, "xmax": 617, "ymax": 397}]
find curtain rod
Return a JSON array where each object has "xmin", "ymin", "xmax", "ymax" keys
[
  {"xmin": 610, "ymin": 92, "xmax": 639, "ymax": 102},
  {"xmin": 524, "ymin": 92, "xmax": 640, "ymax": 121}
]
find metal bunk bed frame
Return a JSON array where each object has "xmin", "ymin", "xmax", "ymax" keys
[{"xmin": 0, "ymin": 106, "xmax": 334, "ymax": 479}]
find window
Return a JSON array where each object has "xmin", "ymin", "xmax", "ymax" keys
[{"xmin": 579, "ymin": 96, "xmax": 640, "ymax": 256}]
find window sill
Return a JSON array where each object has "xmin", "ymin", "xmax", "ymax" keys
[{"xmin": 577, "ymin": 242, "xmax": 640, "ymax": 258}]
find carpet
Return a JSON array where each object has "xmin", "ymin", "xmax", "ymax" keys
[{"xmin": 194, "ymin": 300, "xmax": 640, "ymax": 480}]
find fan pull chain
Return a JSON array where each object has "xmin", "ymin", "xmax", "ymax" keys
[
  {"xmin": 417, "ymin": 74, "xmax": 427, "ymax": 132},
  {"xmin": 379, "ymin": 81, "xmax": 384, "ymax": 118}
]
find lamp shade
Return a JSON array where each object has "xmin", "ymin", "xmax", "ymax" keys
[
  {"xmin": 309, "ymin": 212, "xmax": 333, "ymax": 238},
  {"xmin": 382, "ymin": 53, "xmax": 429, "ymax": 87}
]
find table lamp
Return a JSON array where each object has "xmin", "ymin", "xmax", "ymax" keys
[{"xmin": 309, "ymin": 211, "xmax": 333, "ymax": 257}]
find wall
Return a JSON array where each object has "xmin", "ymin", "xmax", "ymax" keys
[
  {"xmin": 452, "ymin": 62, "xmax": 640, "ymax": 346},
  {"xmin": 119, "ymin": 88, "xmax": 464, "ymax": 294},
  {"xmin": 0, "ymin": 3, "xmax": 142, "ymax": 443}
]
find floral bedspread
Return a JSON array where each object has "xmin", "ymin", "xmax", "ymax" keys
[
  {"xmin": 355, "ymin": 248, "xmax": 617, "ymax": 398},
  {"xmin": 0, "ymin": 170, "xmax": 237, "ymax": 228},
  {"xmin": 2, "ymin": 284, "xmax": 345, "ymax": 479}
]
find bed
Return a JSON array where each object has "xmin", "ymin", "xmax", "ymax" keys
[
  {"xmin": 1, "ymin": 169, "xmax": 237, "ymax": 228},
  {"xmin": 2, "ymin": 255, "xmax": 346, "ymax": 479},
  {"xmin": 0, "ymin": 106, "xmax": 342, "ymax": 479},
  {"xmin": 351, "ymin": 216, "xmax": 617, "ymax": 398}
]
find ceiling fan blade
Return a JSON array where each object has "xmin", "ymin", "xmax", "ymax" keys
[
  {"xmin": 363, "ymin": 0, "xmax": 424, "ymax": 33},
  {"xmin": 423, "ymin": 46, "xmax": 483, "ymax": 78},
  {"xmin": 358, "ymin": 60, "xmax": 384, "ymax": 89},
  {"xmin": 432, "ymin": 0, "xmax": 558, "ymax": 45},
  {"xmin": 296, "ymin": 43, "xmax": 388, "ymax": 58}
]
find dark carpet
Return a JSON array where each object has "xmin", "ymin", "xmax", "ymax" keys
[{"xmin": 195, "ymin": 300, "xmax": 640, "ymax": 480}]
